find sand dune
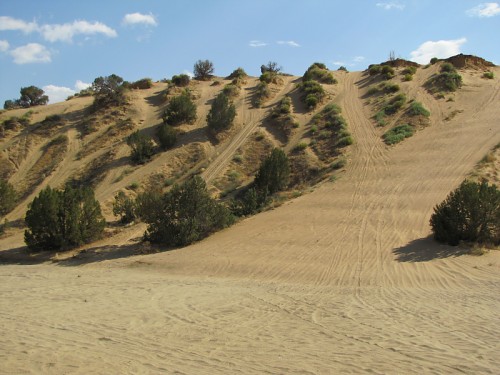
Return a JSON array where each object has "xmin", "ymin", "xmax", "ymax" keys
[{"xmin": 1, "ymin": 67, "xmax": 499, "ymax": 374}]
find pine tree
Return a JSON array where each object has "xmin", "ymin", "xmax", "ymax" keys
[
  {"xmin": 206, "ymin": 93, "xmax": 236, "ymax": 134},
  {"xmin": 254, "ymin": 148, "xmax": 290, "ymax": 195},
  {"xmin": 24, "ymin": 185, "xmax": 105, "ymax": 251}
]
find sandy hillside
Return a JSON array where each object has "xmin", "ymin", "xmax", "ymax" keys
[{"xmin": 1, "ymin": 64, "xmax": 500, "ymax": 374}]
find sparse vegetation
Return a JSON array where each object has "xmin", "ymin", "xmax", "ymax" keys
[
  {"xmin": 0, "ymin": 180, "xmax": 17, "ymax": 218},
  {"xmin": 253, "ymin": 81, "xmax": 271, "ymax": 107},
  {"xmin": 127, "ymin": 131, "xmax": 155, "ymax": 164},
  {"xmin": 128, "ymin": 78, "xmax": 153, "ymax": 90},
  {"xmin": 383, "ymin": 124, "xmax": 414, "ymax": 145},
  {"xmin": 162, "ymin": 90, "xmax": 197, "ymax": 126},
  {"xmin": 113, "ymin": 191, "xmax": 137, "ymax": 224},
  {"xmin": 157, "ymin": 123, "xmax": 177, "ymax": 150},
  {"xmin": 427, "ymin": 63, "xmax": 463, "ymax": 93},
  {"xmin": 299, "ymin": 80, "xmax": 326, "ymax": 109},
  {"xmin": 430, "ymin": 180, "xmax": 500, "ymax": 246},
  {"xmin": 172, "ymin": 74, "xmax": 191, "ymax": 87},
  {"xmin": 207, "ymin": 92, "xmax": 236, "ymax": 134},
  {"xmin": 227, "ymin": 67, "xmax": 248, "ymax": 80},
  {"xmin": 430, "ymin": 57, "xmax": 439, "ymax": 64},
  {"xmin": 270, "ymin": 96, "xmax": 298, "ymax": 137},
  {"xmin": 24, "ymin": 185, "xmax": 105, "ymax": 252},
  {"xmin": 254, "ymin": 148, "xmax": 290, "ymax": 196},
  {"xmin": 4, "ymin": 86, "xmax": 49, "ymax": 109},
  {"xmin": 193, "ymin": 59, "xmax": 214, "ymax": 81},
  {"xmin": 303, "ymin": 62, "xmax": 337, "ymax": 84},
  {"xmin": 483, "ymin": 71, "xmax": 494, "ymax": 79},
  {"xmin": 142, "ymin": 176, "xmax": 234, "ymax": 246},
  {"xmin": 368, "ymin": 64, "xmax": 394, "ymax": 80},
  {"xmin": 408, "ymin": 101, "xmax": 430, "ymax": 117},
  {"xmin": 223, "ymin": 83, "xmax": 240, "ymax": 98},
  {"xmin": 91, "ymin": 74, "xmax": 126, "ymax": 110}
]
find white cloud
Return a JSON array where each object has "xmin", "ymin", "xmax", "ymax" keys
[
  {"xmin": 43, "ymin": 85, "xmax": 75, "ymax": 104},
  {"xmin": 10, "ymin": 43, "xmax": 51, "ymax": 64},
  {"xmin": 353, "ymin": 56, "xmax": 365, "ymax": 62},
  {"xmin": 376, "ymin": 2, "xmax": 405, "ymax": 10},
  {"xmin": 0, "ymin": 16, "xmax": 38, "ymax": 33},
  {"xmin": 182, "ymin": 70, "xmax": 194, "ymax": 78},
  {"xmin": 123, "ymin": 13, "xmax": 157, "ymax": 26},
  {"xmin": 249, "ymin": 40, "xmax": 267, "ymax": 47},
  {"xmin": 0, "ymin": 40, "xmax": 9, "ymax": 52},
  {"xmin": 40, "ymin": 20, "xmax": 117, "ymax": 43},
  {"xmin": 466, "ymin": 2, "xmax": 500, "ymax": 17},
  {"xmin": 332, "ymin": 61, "xmax": 346, "ymax": 66},
  {"xmin": 75, "ymin": 80, "xmax": 91, "ymax": 91},
  {"xmin": 277, "ymin": 40, "xmax": 300, "ymax": 47},
  {"xmin": 410, "ymin": 38, "xmax": 467, "ymax": 64}
]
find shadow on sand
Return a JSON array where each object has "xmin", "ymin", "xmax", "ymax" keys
[
  {"xmin": 0, "ymin": 240, "xmax": 164, "ymax": 267},
  {"xmin": 393, "ymin": 236, "xmax": 469, "ymax": 262}
]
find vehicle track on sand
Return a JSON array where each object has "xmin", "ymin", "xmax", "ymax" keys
[{"xmin": 201, "ymin": 77, "xmax": 297, "ymax": 185}]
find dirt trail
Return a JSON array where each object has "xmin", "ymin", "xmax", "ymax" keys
[{"xmin": 201, "ymin": 77, "xmax": 297, "ymax": 184}]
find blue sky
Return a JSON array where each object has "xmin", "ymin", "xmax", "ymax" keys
[{"xmin": 0, "ymin": 0, "xmax": 499, "ymax": 104}]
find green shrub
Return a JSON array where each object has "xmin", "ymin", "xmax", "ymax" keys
[
  {"xmin": 299, "ymin": 80, "xmax": 326, "ymax": 109},
  {"xmin": 433, "ymin": 72, "xmax": 463, "ymax": 92},
  {"xmin": 91, "ymin": 74, "xmax": 126, "ymax": 111},
  {"xmin": 384, "ymin": 93, "xmax": 407, "ymax": 115},
  {"xmin": 402, "ymin": 66, "xmax": 417, "ymax": 75},
  {"xmin": 259, "ymin": 71, "xmax": 276, "ymax": 84},
  {"xmin": 0, "ymin": 180, "xmax": 17, "ymax": 217},
  {"xmin": 172, "ymin": 74, "xmax": 191, "ymax": 87},
  {"xmin": 143, "ymin": 176, "xmax": 234, "ymax": 246},
  {"xmin": 430, "ymin": 180, "xmax": 500, "ymax": 246},
  {"xmin": 430, "ymin": 57, "xmax": 438, "ymax": 65},
  {"xmin": 129, "ymin": 78, "xmax": 153, "ymax": 90},
  {"xmin": 375, "ymin": 110, "xmax": 386, "ymax": 126},
  {"xmin": 207, "ymin": 92, "xmax": 236, "ymax": 133},
  {"xmin": 254, "ymin": 148, "xmax": 290, "ymax": 195},
  {"xmin": 383, "ymin": 124, "xmax": 414, "ymax": 145},
  {"xmin": 368, "ymin": 65, "xmax": 382, "ymax": 76},
  {"xmin": 223, "ymin": 83, "xmax": 240, "ymax": 98},
  {"xmin": 162, "ymin": 91, "xmax": 197, "ymax": 125},
  {"xmin": 338, "ymin": 66, "xmax": 348, "ymax": 72},
  {"xmin": 403, "ymin": 74, "xmax": 413, "ymax": 82},
  {"xmin": 367, "ymin": 86, "xmax": 380, "ymax": 95},
  {"xmin": 336, "ymin": 136, "xmax": 354, "ymax": 147},
  {"xmin": 272, "ymin": 96, "xmax": 292, "ymax": 118},
  {"xmin": 408, "ymin": 101, "xmax": 430, "ymax": 117},
  {"xmin": 294, "ymin": 142, "xmax": 308, "ymax": 151},
  {"xmin": 157, "ymin": 123, "xmax": 177, "ymax": 150},
  {"xmin": 127, "ymin": 131, "xmax": 155, "ymax": 164},
  {"xmin": 385, "ymin": 83, "xmax": 400, "ymax": 93},
  {"xmin": 112, "ymin": 191, "xmax": 136, "ymax": 224},
  {"xmin": 483, "ymin": 71, "xmax": 494, "ymax": 79},
  {"xmin": 253, "ymin": 82, "xmax": 271, "ymax": 107},
  {"xmin": 227, "ymin": 67, "xmax": 248, "ymax": 80},
  {"xmin": 24, "ymin": 185, "xmax": 105, "ymax": 251},
  {"xmin": 440, "ymin": 63, "xmax": 456, "ymax": 73},
  {"xmin": 303, "ymin": 63, "xmax": 337, "ymax": 84},
  {"xmin": 381, "ymin": 65, "xmax": 395, "ymax": 80}
]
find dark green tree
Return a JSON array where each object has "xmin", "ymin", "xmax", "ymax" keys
[
  {"xmin": 430, "ymin": 180, "xmax": 500, "ymax": 246},
  {"xmin": 127, "ymin": 131, "xmax": 155, "ymax": 164},
  {"xmin": 162, "ymin": 91, "xmax": 197, "ymax": 126},
  {"xmin": 172, "ymin": 74, "xmax": 191, "ymax": 87},
  {"xmin": 157, "ymin": 123, "xmax": 177, "ymax": 150},
  {"xmin": 206, "ymin": 93, "xmax": 236, "ymax": 133},
  {"xmin": 0, "ymin": 180, "xmax": 17, "ymax": 216},
  {"xmin": 144, "ymin": 176, "xmax": 234, "ymax": 246},
  {"xmin": 91, "ymin": 74, "xmax": 125, "ymax": 109},
  {"xmin": 24, "ymin": 185, "xmax": 105, "ymax": 251},
  {"xmin": 193, "ymin": 59, "xmax": 214, "ymax": 81},
  {"xmin": 254, "ymin": 148, "xmax": 290, "ymax": 195},
  {"xmin": 18, "ymin": 86, "xmax": 49, "ymax": 107},
  {"xmin": 112, "ymin": 191, "xmax": 136, "ymax": 224},
  {"xmin": 3, "ymin": 99, "xmax": 21, "ymax": 110}
]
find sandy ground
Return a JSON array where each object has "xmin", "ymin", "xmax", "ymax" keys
[{"xmin": 1, "ymin": 68, "xmax": 500, "ymax": 374}]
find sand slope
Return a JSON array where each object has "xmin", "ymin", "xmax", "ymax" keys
[{"xmin": 1, "ymin": 68, "xmax": 500, "ymax": 374}]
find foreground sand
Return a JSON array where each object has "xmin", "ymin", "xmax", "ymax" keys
[{"xmin": 1, "ymin": 70, "xmax": 499, "ymax": 374}]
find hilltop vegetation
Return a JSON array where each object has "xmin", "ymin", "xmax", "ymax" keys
[{"xmin": 0, "ymin": 54, "xmax": 498, "ymax": 254}]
